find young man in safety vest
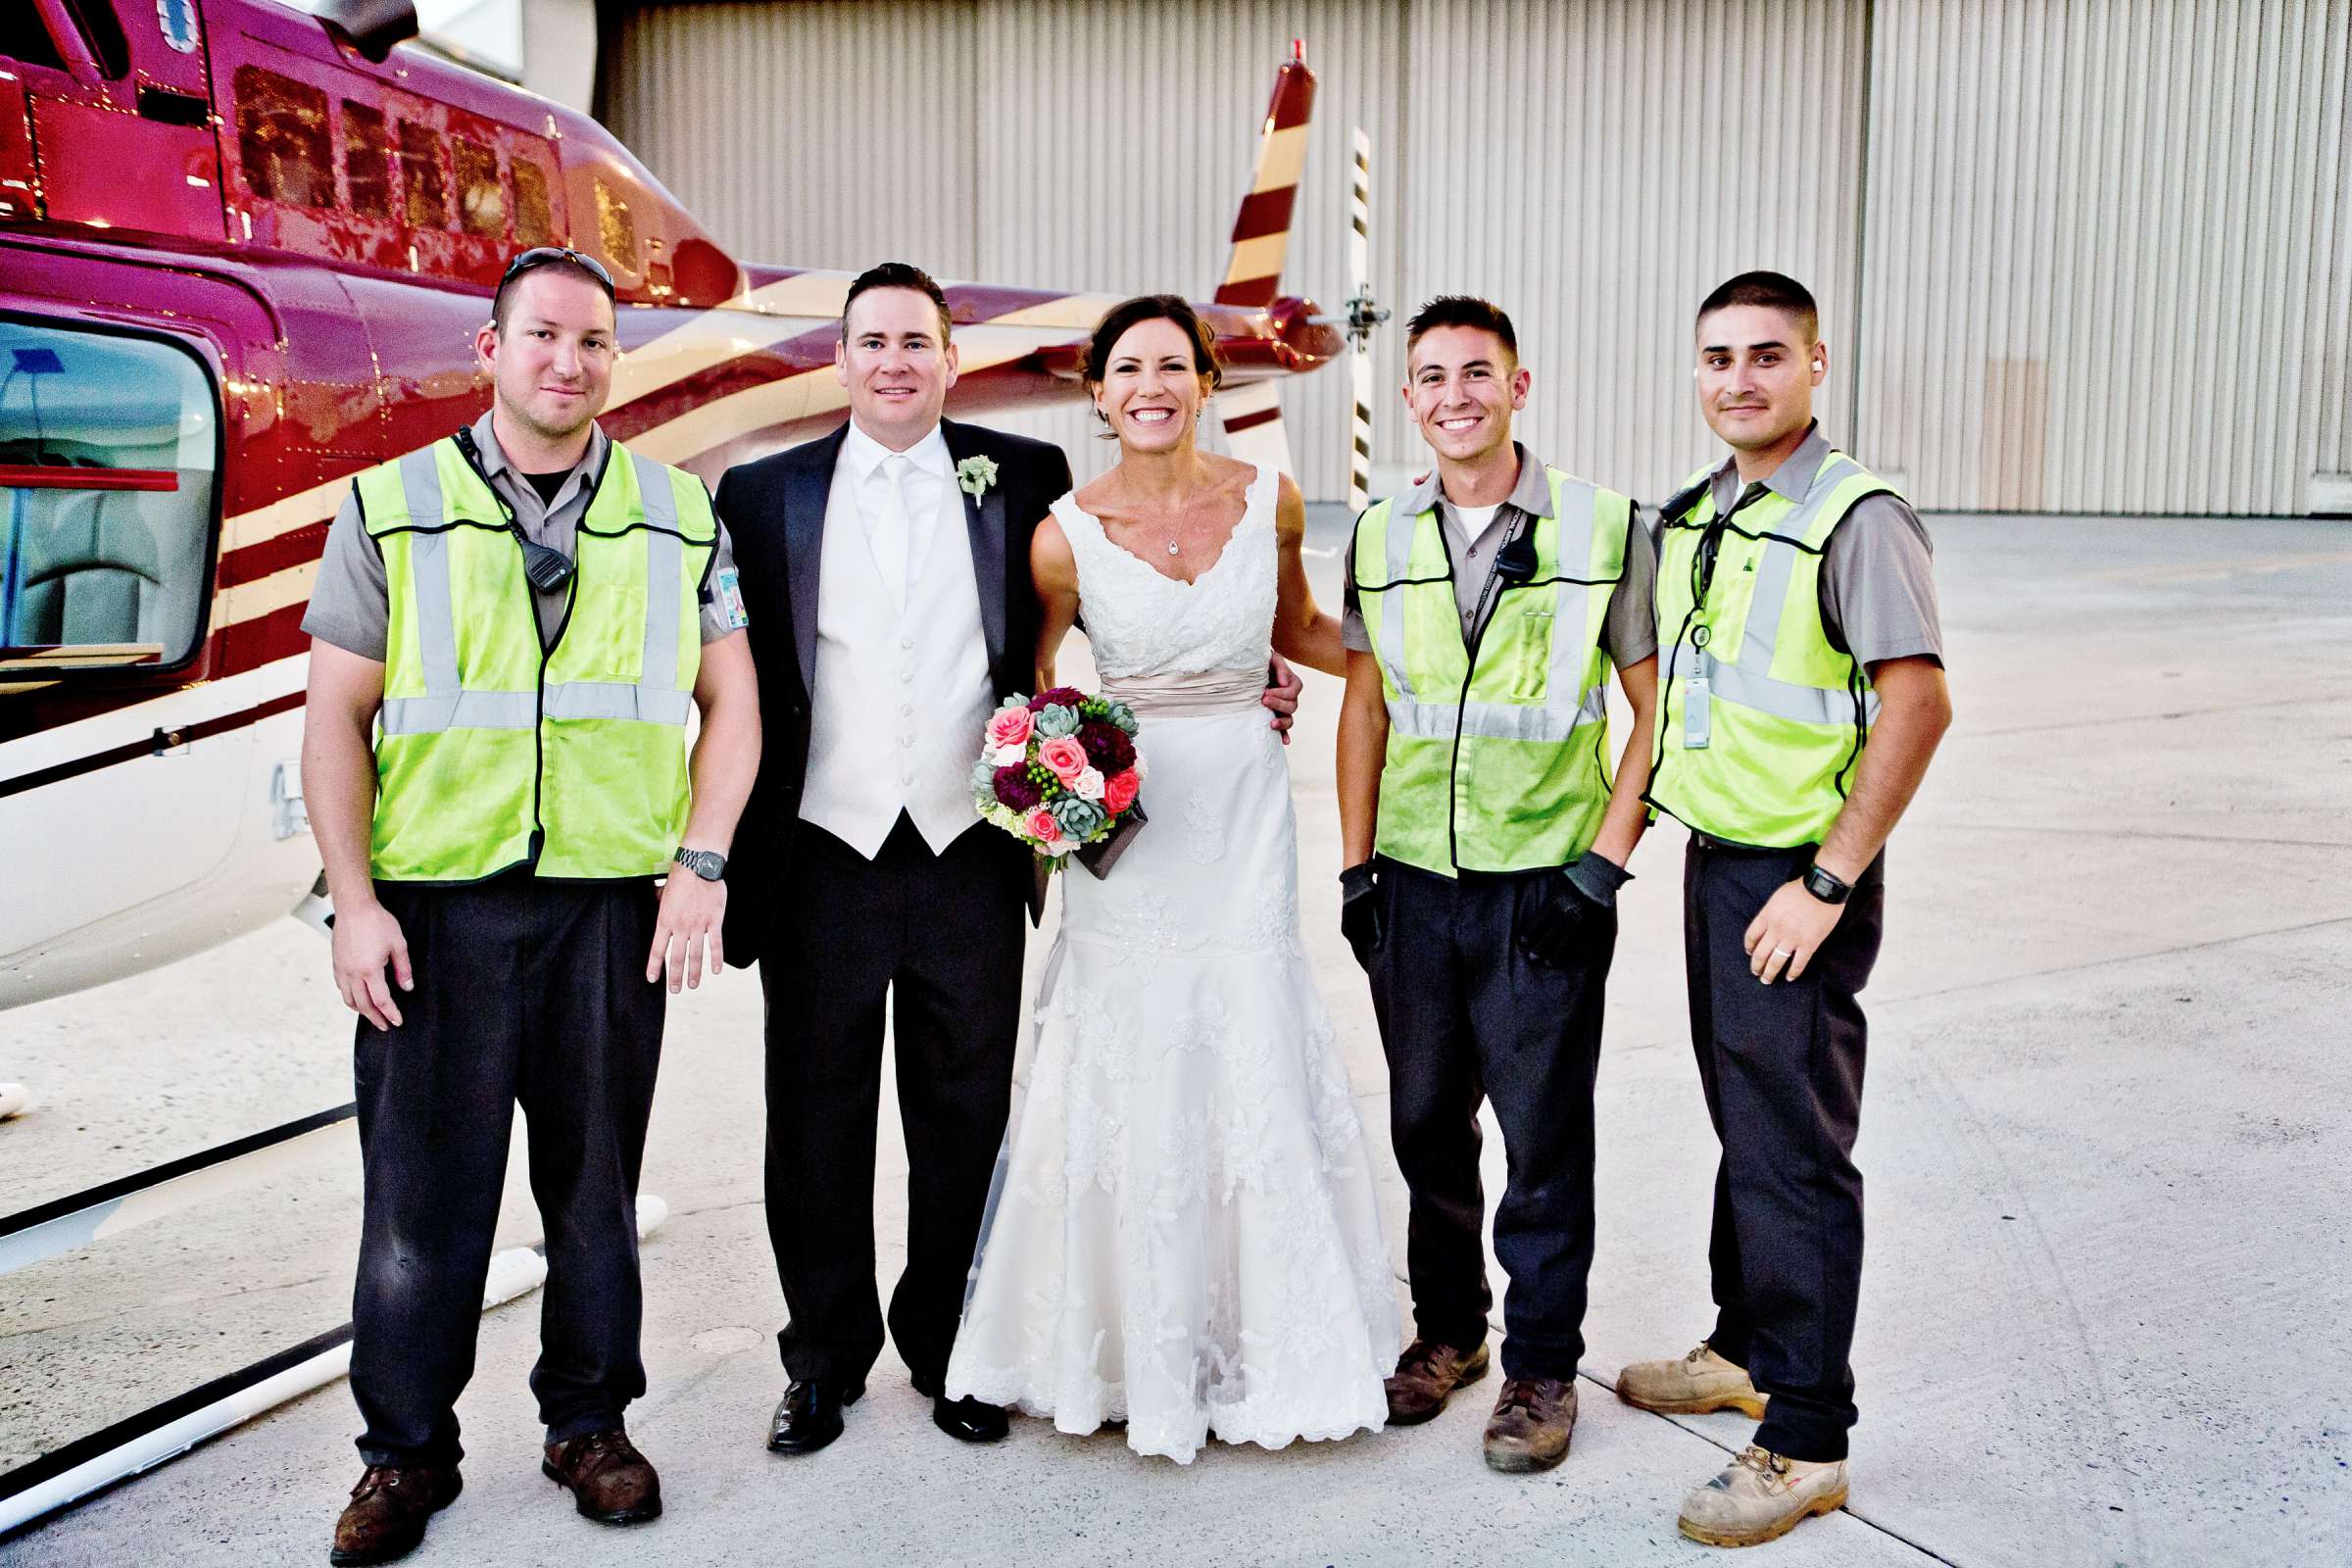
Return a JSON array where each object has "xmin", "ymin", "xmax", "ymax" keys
[
  {"xmin": 1336, "ymin": 296, "xmax": 1659, "ymax": 1473},
  {"xmin": 1618, "ymin": 271, "xmax": 1951, "ymax": 1547},
  {"xmin": 300, "ymin": 248, "xmax": 760, "ymax": 1564}
]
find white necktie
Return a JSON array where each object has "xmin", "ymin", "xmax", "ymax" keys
[{"xmin": 872, "ymin": 453, "xmax": 911, "ymax": 612}]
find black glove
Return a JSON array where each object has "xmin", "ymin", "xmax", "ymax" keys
[
  {"xmin": 1339, "ymin": 861, "xmax": 1383, "ymax": 970},
  {"xmin": 1520, "ymin": 853, "xmax": 1631, "ymax": 968}
]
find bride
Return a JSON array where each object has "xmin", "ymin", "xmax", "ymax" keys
[{"xmin": 943, "ymin": 295, "xmax": 1398, "ymax": 1461}]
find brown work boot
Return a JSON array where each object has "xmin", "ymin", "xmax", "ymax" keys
[
  {"xmin": 1383, "ymin": 1339, "xmax": 1491, "ymax": 1425},
  {"xmin": 1614, "ymin": 1342, "xmax": 1769, "ymax": 1419},
  {"xmin": 328, "ymin": 1463, "xmax": 462, "ymax": 1565},
  {"xmin": 1678, "ymin": 1445, "xmax": 1849, "ymax": 1546},
  {"xmin": 1482, "ymin": 1376, "xmax": 1578, "ymax": 1473},
  {"xmin": 542, "ymin": 1429, "xmax": 662, "ymax": 1525}
]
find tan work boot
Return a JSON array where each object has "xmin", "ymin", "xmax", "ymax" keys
[
  {"xmin": 1481, "ymin": 1377, "xmax": 1577, "ymax": 1473},
  {"xmin": 1614, "ymin": 1343, "xmax": 1768, "ymax": 1419},
  {"xmin": 1678, "ymin": 1445, "xmax": 1848, "ymax": 1547},
  {"xmin": 1383, "ymin": 1339, "xmax": 1490, "ymax": 1426}
]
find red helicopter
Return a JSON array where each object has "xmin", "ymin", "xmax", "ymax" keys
[{"xmin": 0, "ymin": 0, "xmax": 1350, "ymax": 1013}]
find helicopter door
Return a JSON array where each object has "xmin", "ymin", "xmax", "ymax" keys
[{"xmin": 0, "ymin": 312, "xmax": 235, "ymax": 1004}]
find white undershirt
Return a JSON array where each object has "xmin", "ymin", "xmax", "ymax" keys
[{"xmin": 1453, "ymin": 502, "xmax": 1505, "ymax": 550}]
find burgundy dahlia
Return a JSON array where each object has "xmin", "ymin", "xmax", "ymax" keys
[
  {"xmin": 1077, "ymin": 720, "xmax": 1135, "ymax": 773},
  {"xmin": 993, "ymin": 765, "xmax": 1043, "ymax": 811},
  {"xmin": 1029, "ymin": 685, "xmax": 1086, "ymax": 711}
]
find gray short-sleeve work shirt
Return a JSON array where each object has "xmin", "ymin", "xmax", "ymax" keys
[
  {"xmin": 302, "ymin": 410, "xmax": 741, "ymax": 662},
  {"xmin": 1340, "ymin": 442, "xmax": 1659, "ymax": 668},
  {"xmin": 1691, "ymin": 423, "xmax": 1943, "ymax": 670}
]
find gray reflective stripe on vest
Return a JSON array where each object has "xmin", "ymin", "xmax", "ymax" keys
[
  {"xmin": 543, "ymin": 682, "xmax": 693, "ymax": 724},
  {"xmin": 380, "ymin": 689, "xmax": 535, "ymax": 735},
  {"xmin": 1376, "ymin": 507, "xmax": 1419, "ymax": 704},
  {"xmin": 1385, "ymin": 685, "xmax": 1608, "ymax": 744},
  {"xmin": 396, "ymin": 446, "xmax": 447, "ymax": 531},
  {"xmin": 1544, "ymin": 485, "xmax": 1603, "ymax": 712},
  {"xmin": 397, "ymin": 450, "xmax": 464, "ymax": 703},
  {"xmin": 1662, "ymin": 643, "xmax": 1878, "ymax": 727},
  {"xmin": 1738, "ymin": 456, "xmax": 1859, "ymax": 673},
  {"xmin": 628, "ymin": 452, "xmax": 687, "ymax": 692},
  {"xmin": 381, "ymin": 683, "xmax": 693, "ymax": 733}
]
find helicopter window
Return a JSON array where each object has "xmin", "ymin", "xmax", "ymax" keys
[
  {"xmin": 234, "ymin": 67, "xmax": 335, "ymax": 210},
  {"xmin": 57, "ymin": 0, "xmax": 128, "ymax": 79},
  {"xmin": 398, "ymin": 121, "xmax": 449, "ymax": 229},
  {"xmin": 510, "ymin": 154, "xmax": 555, "ymax": 247},
  {"xmin": 342, "ymin": 101, "xmax": 393, "ymax": 221},
  {"xmin": 0, "ymin": 318, "xmax": 219, "ymax": 674},
  {"xmin": 594, "ymin": 178, "xmax": 638, "ymax": 274},
  {"xmin": 453, "ymin": 135, "xmax": 506, "ymax": 238},
  {"xmin": 0, "ymin": 9, "xmax": 68, "ymax": 72}
]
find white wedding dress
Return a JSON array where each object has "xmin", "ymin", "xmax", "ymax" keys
[{"xmin": 943, "ymin": 464, "xmax": 1397, "ymax": 1462}]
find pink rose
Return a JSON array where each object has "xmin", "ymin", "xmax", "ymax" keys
[
  {"xmin": 986, "ymin": 706, "xmax": 1034, "ymax": 753},
  {"xmin": 1022, "ymin": 807, "xmax": 1063, "ymax": 848},
  {"xmin": 1038, "ymin": 735, "xmax": 1088, "ymax": 784},
  {"xmin": 1102, "ymin": 768, "xmax": 1140, "ymax": 813}
]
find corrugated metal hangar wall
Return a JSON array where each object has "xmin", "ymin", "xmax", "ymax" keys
[{"xmin": 602, "ymin": 0, "xmax": 2351, "ymax": 516}]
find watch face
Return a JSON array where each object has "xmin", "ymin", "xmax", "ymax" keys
[{"xmin": 675, "ymin": 849, "xmax": 724, "ymax": 881}]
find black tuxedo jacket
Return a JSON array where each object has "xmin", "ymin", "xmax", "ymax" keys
[{"xmin": 715, "ymin": 417, "xmax": 1074, "ymax": 965}]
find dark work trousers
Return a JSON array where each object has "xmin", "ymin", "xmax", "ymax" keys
[
  {"xmin": 1364, "ymin": 855, "xmax": 1614, "ymax": 1382},
  {"xmin": 350, "ymin": 871, "xmax": 664, "ymax": 1467},
  {"xmin": 1684, "ymin": 838, "xmax": 1885, "ymax": 1462},
  {"xmin": 760, "ymin": 814, "xmax": 1026, "ymax": 1396}
]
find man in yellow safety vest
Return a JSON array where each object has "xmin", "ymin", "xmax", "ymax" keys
[
  {"xmin": 1337, "ymin": 296, "xmax": 1660, "ymax": 1474},
  {"xmin": 301, "ymin": 247, "xmax": 760, "ymax": 1564},
  {"xmin": 1617, "ymin": 270, "xmax": 1952, "ymax": 1547}
]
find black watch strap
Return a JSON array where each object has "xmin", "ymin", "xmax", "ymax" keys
[
  {"xmin": 1801, "ymin": 862, "xmax": 1852, "ymax": 905},
  {"xmin": 673, "ymin": 847, "xmax": 726, "ymax": 882}
]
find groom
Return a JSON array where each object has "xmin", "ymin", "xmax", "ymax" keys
[{"xmin": 716, "ymin": 264, "xmax": 1070, "ymax": 1450}]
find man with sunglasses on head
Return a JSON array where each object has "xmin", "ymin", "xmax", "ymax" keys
[
  {"xmin": 1619, "ymin": 270, "xmax": 1949, "ymax": 1548},
  {"xmin": 1335, "ymin": 296, "xmax": 1659, "ymax": 1474},
  {"xmin": 301, "ymin": 246, "xmax": 760, "ymax": 1564}
]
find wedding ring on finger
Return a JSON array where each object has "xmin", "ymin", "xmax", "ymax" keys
[{"xmin": 1772, "ymin": 947, "xmax": 1795, "ymax": 958}]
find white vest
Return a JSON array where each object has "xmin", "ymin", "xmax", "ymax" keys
[{"xmin": 799, "ymin": 463, "xmax": 995, "ymax": 858}]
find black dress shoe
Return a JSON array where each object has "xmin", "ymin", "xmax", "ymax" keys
[
  {"xmin": 932, "ymin": 1396, "xmax": 1008, "ymax": 1444},
  {"xmin": 766, "ymin": 1379, "xmax": 863, "ymax": 1453}
]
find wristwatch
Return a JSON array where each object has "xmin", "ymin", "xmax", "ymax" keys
[
  {"xmin": 1800, "ymin": 862, "xmax": 1852, "ymax": 906},
  {"xmin": 673, "ymin": 847, "xmax": 726, "ymax": 882}
]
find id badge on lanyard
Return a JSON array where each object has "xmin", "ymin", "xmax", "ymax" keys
[{"xmin": 1684, "ymin": 634, "xmax": 1713, "ymax": 750}]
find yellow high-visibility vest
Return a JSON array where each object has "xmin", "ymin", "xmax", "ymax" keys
[
  {"xmin": 1351, "ymin": 467, "xmax": 1631, "ymax": 874},
  {"xmin": 1649, "ymin": 447, "xmax": 1898, "ymax": 848},
  {"xmin": 355, "ymin": 435, "xmax": 715, "ymax": 881}
]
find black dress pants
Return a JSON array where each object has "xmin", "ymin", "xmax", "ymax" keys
[
  {"xmin": 760, "ymin": 815, "xmax": 1026, "ymax": 1396},
  {"xmin": 1683, "ymin": 839, "xmax": 1884, "ymax": 1462},
  {"xmin": 1365, "ymin": 856, "xmax": 1614, "ymax": 1382},
  {"xmin": 351, "ymin": 872, "xmax": 663, "ymax": 1467}
]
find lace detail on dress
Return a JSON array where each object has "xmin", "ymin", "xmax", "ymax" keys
[{"xmin": 1050, "ymin": 464, "xmax": 1279, "ymax": 680}]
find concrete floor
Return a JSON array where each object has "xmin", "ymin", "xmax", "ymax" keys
[{"xmin": 3, "ymin": 511, "xmax": 2350, "ymax": 1566}]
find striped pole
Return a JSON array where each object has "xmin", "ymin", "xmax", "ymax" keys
[{"xmin": 1348, "ymin": 126, "xmax": 1375, "ymax": 513}]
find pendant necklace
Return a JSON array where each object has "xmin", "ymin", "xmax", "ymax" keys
[{"xmin": 1167, "ymin": 538, "xmax": 1181, "ymax": 556}]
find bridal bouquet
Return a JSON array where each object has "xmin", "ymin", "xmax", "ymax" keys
[{"xmin": 970, "ymin": 686, "xmax": 1145, "ymax": 865}]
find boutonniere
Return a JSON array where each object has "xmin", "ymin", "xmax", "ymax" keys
[{"xmin": 956, "ymin": 455, "xmax": 1000, "ymax": 500}]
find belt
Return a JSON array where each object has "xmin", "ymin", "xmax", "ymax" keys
[
  {"xmin": 1688, "ymin": 830, "xmax": 1810, "ymax": 857},
  {"xmin": 1099, "ymin": 665, "xmax": 1266, "ymax": 718}
]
